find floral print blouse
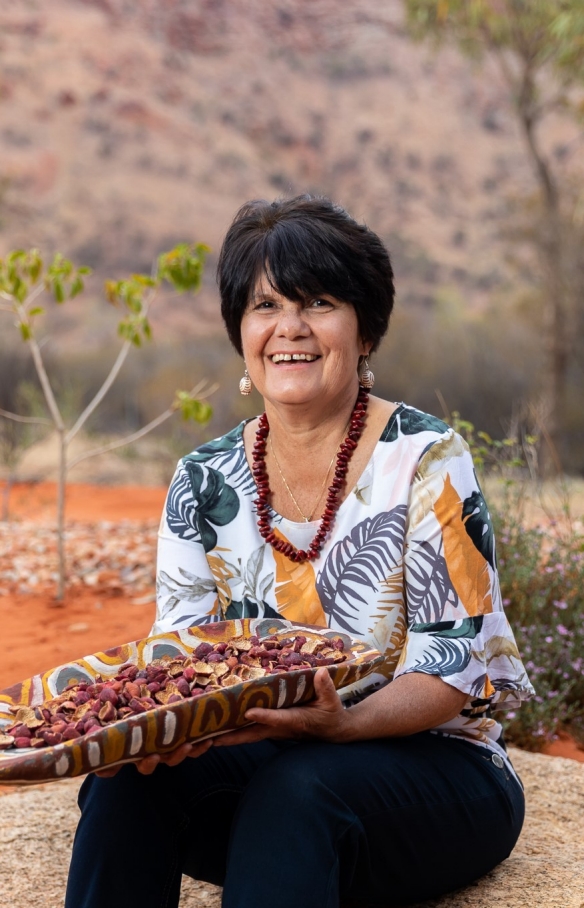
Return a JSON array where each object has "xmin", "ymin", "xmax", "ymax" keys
[{"xmin": 153, "ymin": 403, "xmax": 534, "ymax": 761}]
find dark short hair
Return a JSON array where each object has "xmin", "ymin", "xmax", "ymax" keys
[{"xmin": 217, "ymin": 195, "xmax": 395, "ymax": 356}]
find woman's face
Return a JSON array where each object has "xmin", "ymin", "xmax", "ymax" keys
[{"xmin": 240, "ymin": 275, "xmax": 370, "ymax": 409}]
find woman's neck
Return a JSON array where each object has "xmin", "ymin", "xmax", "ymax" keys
[
  {"xmin": 242, "ymin": 393, "xmax": 397, "ymax": 524},
  {"xmin": 262, "ymin": 386, "xmax": 360, "ymax": 453}
]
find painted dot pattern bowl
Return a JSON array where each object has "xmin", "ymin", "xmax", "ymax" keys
[{"xmin": 0, "ymin": 619, "xmax": 383, "ymax": 784}]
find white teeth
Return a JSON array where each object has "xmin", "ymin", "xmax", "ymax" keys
[{"xmin": 270, "ymin": 353, "xmax": 318, "ymax": 363}]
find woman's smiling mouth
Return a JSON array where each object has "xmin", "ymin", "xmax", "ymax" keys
[{"xmin": 269, "ymin": 353, "xmax": 320, "ymax": 363}]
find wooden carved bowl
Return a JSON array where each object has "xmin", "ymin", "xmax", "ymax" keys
[{"xmin": 0, "ymin": 619, "xmax": 383, "ymax": 784}]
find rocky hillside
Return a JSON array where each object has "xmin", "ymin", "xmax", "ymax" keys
[{"xmin": 0, "ymin": 0, "xmax": 578, "ymax": 345}]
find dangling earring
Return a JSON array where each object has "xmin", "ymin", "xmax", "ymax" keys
[
  {"xmin": 359, "ymin": 357, "xmax": 375, "ymax": 389},
  {"xmin": 239, "ymin": 368, "xmax": 252, "ymax": 396}
]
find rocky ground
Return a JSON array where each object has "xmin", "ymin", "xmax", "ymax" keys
[{"xmin": 0, "ymin": 749, "xmax": 583, "ymax": 908}]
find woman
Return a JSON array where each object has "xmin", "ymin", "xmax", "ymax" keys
[{"xmin": 66, "ymin": 196, "xmax": 534, "ymax": 908}]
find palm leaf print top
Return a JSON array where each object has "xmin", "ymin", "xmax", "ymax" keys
[{"xmin": 153, "ymin": 404, "xmax": 534, "ymax": 764}]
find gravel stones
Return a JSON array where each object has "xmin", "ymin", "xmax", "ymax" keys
[{"xmin": 0, "ymin": 519, "xmax": 157, "ymax": 596}]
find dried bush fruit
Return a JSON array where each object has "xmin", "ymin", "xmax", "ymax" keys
[
  {"xmin": 195, "ymin": 642, "xmax": 214, "ymax": 659},
  {"xmin": 99, "ymin": 688, "xmax": 118, "ymax": 705},
  {"xmin": 1, "ymin": 633, "xmax": 348, "ymax": 751}
]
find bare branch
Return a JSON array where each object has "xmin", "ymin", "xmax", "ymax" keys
[
  {"xmin": 66, "ymin": 380, "xmax": 217, "ymax": 470},
  {"xmin": 0, "ymin": 408, "xmax": 52, "ymax": 426},
  {"xmin": 22, "ymin": 282, "xmax": 46, "ymax": 311},
  {"xmin": 66, "ymin": 281, "xmax": 159, "ymax": 443},
  {"xmin": 13, "ymin": 300, "xmax": 65, "ymax": 432},
  {"xmin": 66, "ymin": 339, "xmax": 132, "ymax": 443},
  {"xmin": 67, "ymin": 410, "xmax": 177, "ymax": 469},
  {"xmin": 492, "ymin": 46, "xmax": 559, "ymax": 212}
]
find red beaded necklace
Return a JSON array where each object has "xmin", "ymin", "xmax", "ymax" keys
[{"xmin": 252, "ymin": 387, "xmax": 369, "ymax": 563}]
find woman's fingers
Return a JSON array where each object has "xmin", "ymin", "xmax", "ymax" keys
[
  {"xmin": 94, "ymin": 764, "xmax": 124, "ymax": 779},
  {"xmin": 241, "ymin": 669, "xmax": 349, "ymax": 742},
  {"xmin": 134, "ymin": 753, "xmax": 162, "ymax": 775},
  {"xmin": 95, "ymin": 673, "xmax": 345, "ymax": 772},
  {"xmin": 163, "ymin": 739, "xmax": 213, "ymax": 766},
  {"xmin": 93, "ymin": 738, "xmax": 214, "ymax": 778},
  {"xmin": 313, "ymin": 666, "xmax": 340, "ymax": 701},
  {"xmin": 187, "ymin": 739, "xmax": 215, "ymax": 759},
  {"xmin": 212, "ymin": 724, "xmax": 273, "ymax": 747},
  {"xmin": 245, "ymin": 669, "xmax": 341, "ymax": 724}
]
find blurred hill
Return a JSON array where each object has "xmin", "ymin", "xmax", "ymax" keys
[
  {"xmin": 0, "ymin": 0, "xmax": 577, "ymax": 334},
  {"xmin": 0, "ymin": 0, "xmax": 583, "ymax": 468}
]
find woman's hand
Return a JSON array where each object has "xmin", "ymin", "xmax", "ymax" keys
[
  {"xmin": 94, "ymin": 670, "xmax": 348, "ymax": 775},
  {"xmin": 94, "ymin": 738, "xmax": 214, "ymax": 778},
  {"xmin": 214, "ymin": 667, "xmax": 352, "ymax": 748}
]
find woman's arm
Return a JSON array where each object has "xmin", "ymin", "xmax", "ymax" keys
[
  {"xmin": 98, "ymin": 667, "xmax": 466, "ymax": 774},
  {"xmin": 212, "ymin": 667, "xmax": 467, "ymax": 747}
]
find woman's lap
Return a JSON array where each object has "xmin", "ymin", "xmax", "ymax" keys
[{"xmin": 65, "ymin": 733, "xmax": 524, "ymax": 908}]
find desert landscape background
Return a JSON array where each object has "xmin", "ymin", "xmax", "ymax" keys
[
  {"xmin": 1, "ymin": 0, "xmax": 583, "ymax": 470},
  {"xmin": 1, "ymin": 3, "xmax": 584, "ymax": 905}
]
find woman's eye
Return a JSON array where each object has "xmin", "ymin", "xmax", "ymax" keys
[{"xmin": 310, "ymin": 298, "xmax": 332, "ymax": 308}]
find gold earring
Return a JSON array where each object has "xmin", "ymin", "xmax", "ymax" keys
[
  {"xmin": 360, "ymin": 357, "xmax": 375, "ymax": 389},
  {"xmin": 239, "ymin": 368, "xmax": 252, "ymax": 396}
]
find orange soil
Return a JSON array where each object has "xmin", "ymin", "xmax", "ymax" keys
[
  {"xmin": 0, "ymin": 482, "xmax": 166, "ymax": 690},
  {"xmin": 4, "ymin": 481, "xmax": 167, "ymax": 524},
  {"xmin": 1, "ymin": 481, "xmax": 582, "ymax": 765}
]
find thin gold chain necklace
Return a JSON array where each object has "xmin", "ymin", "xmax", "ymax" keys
[
  {"xmin": 268, "ymin": 422, "xmax": 350, "ymax": 523},
  {"xmin": 253, "ymin": 388, "xmax": 370, "ymax": 563}
]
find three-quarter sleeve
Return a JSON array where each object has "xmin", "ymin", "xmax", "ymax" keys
[
  {"xmin": 394, "ymin": 431, "xmax": 534, "ymax": 710},
  {"xmin": 150, "ymin": 461, "xmax": 219, "ymax": 636}
]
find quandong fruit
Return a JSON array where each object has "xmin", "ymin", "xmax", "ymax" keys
[{"xmin": 0, "ymin": 633, "xmax": 348, "ymax": 751}]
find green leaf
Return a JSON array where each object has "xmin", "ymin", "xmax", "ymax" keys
[
  {"xmin": 53, "ymin": 278, "xmax": 65, "ymax": 303},
  {"xmin": 105, "ymin": 280, "xmax": 119, "ymax": 305},
  {"xmin": 28, "ymin": 306, "xmax": 45, "ymax": 317},
  {"xmin": 28, "ymin": 254, "xmax": 43, "ymax": 284},
  {"xmin": 192, "ymin": 400, "xmax": 213, "ymax": 424},
  {"xmin": 19, "ymin": 322, "xmax": 32, "ymax": 341},
  {"xmin": 131, "ymin": 273, "xmax": 157, "ymax": 288},
  {"xmin": 174, "ymin": 391, "xmax": 213, "ymax": 425},
  {"xmin": 13, "ymin": 276, "xmax": 27, "ymax": 303},
  {"xmin": 70, "ymin": 276, "xmax": 84, "ymax": 298},
  {"xmin": 117, "ymin": 314, "xmax": 150, "ymax": 346},
  {"xmin": 157, "ymin": 243, "xmax": 209, "ymax": 293}
]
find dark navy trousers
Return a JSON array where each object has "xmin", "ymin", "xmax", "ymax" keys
[{"xmin": 65, "ymin": 732, "xmax": 525, "ymax": 908}]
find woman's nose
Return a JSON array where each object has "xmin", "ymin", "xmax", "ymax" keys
[{"xmin": 276, "ymin": 304, "xmax": 311, "ymax": 337}]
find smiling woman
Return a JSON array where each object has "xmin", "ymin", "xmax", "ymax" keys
[
  {"xmin": 217, "ymin": 196, "xmax": 394, "ymax": 358},
  {"xmin": 241, "ymin": 280, "xmax": 368, "ymax": 413},
  {"xmin": 65, "ymin": 196, "xmax": 534, "ymax": 908}
]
